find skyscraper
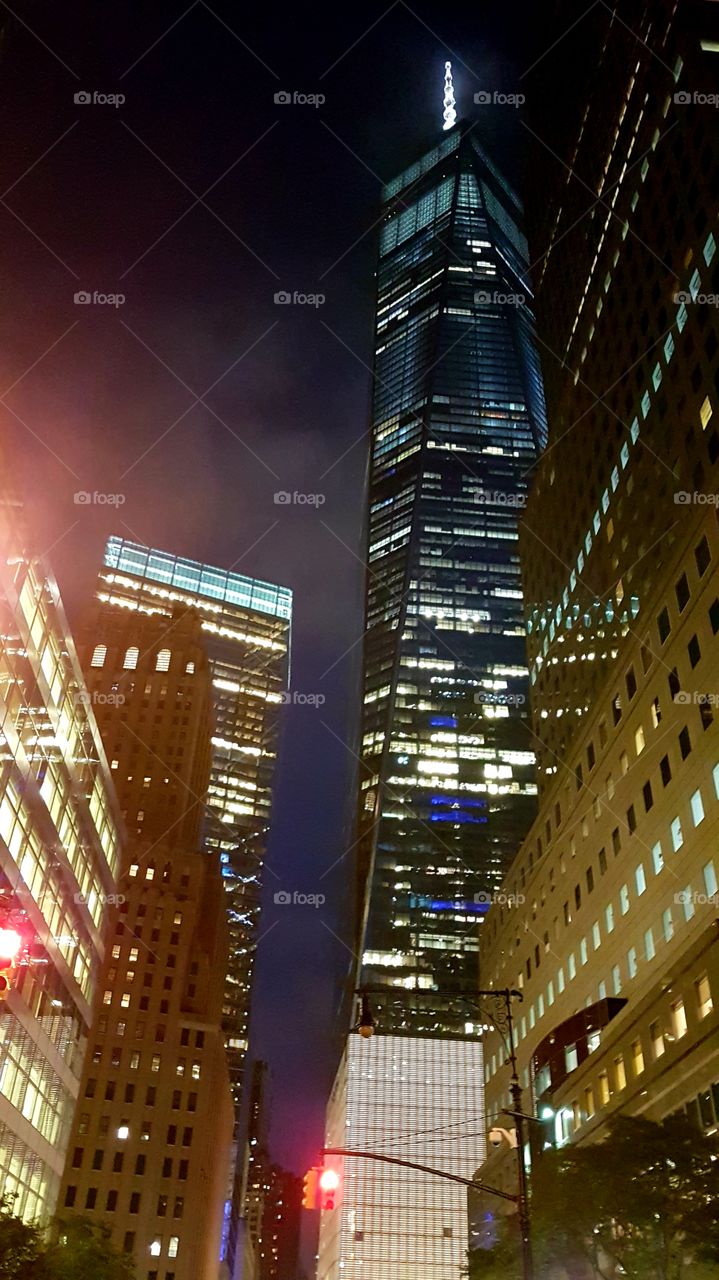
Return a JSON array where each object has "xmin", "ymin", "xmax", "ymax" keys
[
  {"xmin": 319, "ymin": 99, "xmax": 547, "ymax": 1280},
  {"xmin": 356, "ymin": 119, "xmax": 546, "ymax": 1011},
  {"xmin": 87, "ymin": 537, "xmax": 291, "ymax": 1105},
  {"xmin": 0, "ymin": 462, "xmax": 123, "ymax": 1220}
]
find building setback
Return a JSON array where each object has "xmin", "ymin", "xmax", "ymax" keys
[
  {"xmin": 0, "ymin": 463, "xmax": 123, "ymax": 1220},
  {"xmin": 480, "ymin": 0, "xmax": 719, "ymax": 1173}
]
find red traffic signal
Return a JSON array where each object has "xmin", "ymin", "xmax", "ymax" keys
[
  {"xmin": 0, "ymin": 929, "xmax": 22, "ymax": 1001},
  {"xmin": 319, "ymin": 1166, "xmax": 341, "ymax": 1211}
]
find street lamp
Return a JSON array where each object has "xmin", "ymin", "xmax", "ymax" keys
[{"xmin": 355, "ymin": 985, "xmax": 534, "ymax": 1280}]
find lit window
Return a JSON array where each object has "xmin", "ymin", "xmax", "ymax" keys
[
  {"xmin": 662, "ymin": 908, "xmax": 674, "ymax": 942},
  {"xmin": 634, "ymin": 726, "xmax": 645, "ymax": 755},
  {"xmin": 614, "ymin": 1055, "xmax": 626, "ymax": 1091},
  {"xmin": 670, "ymin": 817, "xmax": 683, "ymax": 852},
  {"xmin": 156, "ymin": 649, "xmax": 171, "ymax": 672},
  {"xmin": 700, "ymin": 396, "xmax": 713, "ymax": 430},
  {"xmin": 91, "ymin": 644, "xmax": 107, "ymax": 668},
  {"xmin": 117, "ymin": 1125, "xmax": 129, "ymax": 1140},
  {"xmin": 123, "ymin": 647, "xmax": 139, "ymax": 670},
  {"xmin": 644, "ymin": 928, "xmax": 655, "ymax": 961},
  {"xmin": 612, "ymin": 965, "xmax": 621, "ymax": 995},
  {"xmin": 631, "ymin": 1038, "xmax": 644, "ymax": 1075},
  {"xmin": 671, "ymin": 998, "xmax": 687, "ymax": 1039},
  {"xmin": 120, "ymin": 993, "xmax": 130, "ymax": 1008},
  {"xmin": 627, "ymin": 947, "xmax": 638, "ymax": 978},
  {"xmin": 150, "ymin": 1240, "xmax": 161, "ymax": 1258},
  {"xmin": 168, "ymin": 1237, "xmax": 179, "ymax": 1259},
  {"xmin": 681, "ymin": 888, "xmax": 695, "ymax": 921},
  {"xmin": 696, "ymin": 973, "xmax": 713, "ymax": 1019},
  {"xmin": 129, "ymin": 864, "xmax": 139, "ymax": 878},
  {"xmin": 635, "ymin": 864, "xmax": 646, "ymax": 896},
  {"xmin": 650, "ymin": 1020, "xmax": 664, "ymax": 1059},
  {"xmin": 690, "ymin": 789, "xmax": 705, "ymax": 827},
  {"xmin": 605, "ymin": 904, "xmax": 614, "ymax": 933},
  {"xmin": 597, "ymin": 1072, "xmax": 610, "ymax": 1105},
  {"xmin": 620, "ymin": 885, "xmax": 629, "ymax": 915},
  {"xmin": 583, "ymin": 1087, "xmax": 595, "ymax": 1119},
  {"xmin": 185, "ymin": 661, "xmax": 195, "ymax": 674},
  {"xmin": 652, "ymin": 842, "xmax": 664, "ymax": 875},
  {"xmin": 704, "ymin": 861, "xmax": 718, "ymax": 898}
]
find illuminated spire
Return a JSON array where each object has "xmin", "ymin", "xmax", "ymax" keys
[{"xmin": 442, "ymin": 60, "xmax": 457, "ymax": 131}]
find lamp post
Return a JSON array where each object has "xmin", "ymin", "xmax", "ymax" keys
[{"xmin": 355, "ymin": 985, "xmax": 534, "ymax": 1280}]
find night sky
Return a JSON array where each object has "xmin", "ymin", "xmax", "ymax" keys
[{"xmin": 0, "ymin": 0, "xmax": 543, "ymax": 1191}]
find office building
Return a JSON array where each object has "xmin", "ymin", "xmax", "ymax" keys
[
  {"xmin": 481, "ymin": 0, "xmax": 719, "ymax": 1162},
  {"xmin": 0, "ymin": 467, "xmax": 123, "ymax": 1220},
  {"xmin": 321, "ymin": 89, "xmax": 547, "ymax": 1279},
  {"xmin": 88, "ymin": 537, "xmax": 291, "ymax": 1104}
]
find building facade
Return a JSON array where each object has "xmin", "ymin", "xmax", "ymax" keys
[
  {"xmin": 0, "ymin": 475, "xmax": 123, "ymax": 1220},
  {"xmin": 321, "ymin": 109, "xmax": 547, "ymax": 1280},
  {"xmin": 480, "ymin": 0, "xmax": 719, "ymax": 1170},
  {"xmin": 59, "ymin": 848, "xmax": 233, "ymax": 1280},
  {"xmin": 89, "ymin": 537, "xmax": 291, "ymax": 1110},
  {"xmin": 318, "ymin": 1033, "xmax": 485, "ymax": 1280}
]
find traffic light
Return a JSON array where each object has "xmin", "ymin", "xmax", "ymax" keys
[
  {"xmin": 0, "ymin": 928, "xmax": 22, "ymax": 1001},
  {"xmin": 302, "ymin": 1167, "xmax": 319, "ymax": 1210},
  {"xmin": 319, "ymin": 1166, "xmax": 341, "ymax": 1211}
]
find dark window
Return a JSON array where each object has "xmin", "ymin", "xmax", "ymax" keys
[
  {"xmin": 657, "ymin": 607, "xmax": 671, "ymax": 643},
  {"xmin": 598, "ymin": 848, "xmax": 607, "ymax": 876},
  {"xmin": 92, "ymin": 1149, "xmax": 103, "ymax": 1171},
  {"xmin": 85, "ymin": 1188, "xmax": 97, "ymax": 1210},
  {"xmin": 182, "ymin": 1127, "xmax": 193, "ymax": 1146},
  {"xmin": 146, "ymin": 1087, "xmax": 156, "ymax": 1106},
  {"xmin": 668, "ymin": 668, "xmax": 680, "ymax": 699},
  {"xmin": 660, "ymin": 754, "xmax": 672, "ymax": 786},
  {"xmin": 675, "ymin": 573, "xmax": 690, "ymax": 612},
  {"xmin": 162, "ymin": 1158, "xmax": 173, "ymax": 1177},
  {"xmin": 699, "ymin": 698, "xmax": 713, "ymax": 730},
  {"xmin": 563, "ymin": 901, "xmax": 570, "ymax": 925},
  {"xmin": 64, "ymin": 1187, "xmax": 76, "ymax": 1208},
  {"xmin": 157, "ymin": 1195, "xmax": 168, "ymax": 1218},
  {"xmin": 167, "ymin": 1125, "xmax": 177, "ymax": 1145},
  {"xmin": 106, "ymin": 1190, "xmax": 118, "ymax": 1212},
  {"xmin": 173, "ymin": 1197, "xmax": 184, "ymax": 1219},
  {"xmin": 688, "ymin": 634, "xmax": 701, "ymax": 668},
  {"xmin": 135, "ymin": 1154, "xmax": 146, "ymax": 1175},
  {"xmin": 627, "ymin": 805, "xmax": 637, "ymax": 833},
  {"xmin": 625, "ymin": 667, "xmax": 637, "ymax": 700},
  {"xmin": 104, "ymin": 1082, "xmax": 115, "ymax": 1102},
  {"xmin": 172, "ymin": 1091, "xmax": 181, "ymax": 1110},
  {"xmin": 586, "ymin": 867, "xmax": 594, "ymax": 894},
  {"xmin": 129, "ymin": 1192, "xmax": 140, "ymax": 1214},
  {"xmin": 123, "ymin": 1233, "xmax": 135, "ymax": 1254},
  {"xmin": 180, "ymin": 1029, "xmax": 190, "ymax": 1047},
  {"xmin": 574, "ymin": 885, "xmax": 581, "ymax": 910},
  {"xmin": 611, "ymin": 694, "xmax": 622, "ymax": 725},
  {"xmin": 112, "ymin": 1152, "xmax": 124, "ymax": 1173},
  {"xmin": 71, "ymin": 1147, "xmax": 83, "ymax": 1169},
  {"xmin": 612, "ymin": 828, "xmax": 621, "ymax": 855},
  {"xmin": 195, "ymin": 1032, "xmax": 204, "ymax": 1049},
  {"xmin": 642, "ymin": 781, "xmax": 653, "ymax": 812},
  {"xmin": 179, "ymin": 1159, "xmax": 189, "ymax": 1180},
  {"xmin": 695, "ymin": 536, "xmax": 711, "ymax": 576},
  {"xmin": 709, "ymin": 598, "xmax": 719, "ymax": 634},
  {"xmin": 187, "ymin": 1093, "xmax": 197, "ymax": 1113},
  {"xmin": 85, "ymin": 1079, "xmax": 96, "ymax": 1099},
  {"xmin": 679, "ymin": 726, "xmax": 692, "ymax": 759},
  {"xmin": 124, "ymin": 1084, "xmax": 135, "ymax": 1104}
]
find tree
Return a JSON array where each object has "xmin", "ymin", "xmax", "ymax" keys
[
  {"xmin": 42, "ymin": 1218, "xmax": 136, "ymax": 1280},
  {"xmin": 0, "ymin": 1197, "xmax": 45, "ymax": 1279},
  {"xmin": 466, "ymin": 1115, "xmax": 719, "ymax": 1280}
]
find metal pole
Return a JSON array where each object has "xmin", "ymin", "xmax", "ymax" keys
[
  {"xmin": 322, "ymin": 1147, "xmax": 518, "ymax": 1204},
  {"xmin": 504, "ymin": 990, "xmax": 534, "ymax": 1280}
]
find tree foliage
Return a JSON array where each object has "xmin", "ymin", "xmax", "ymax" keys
[
  {"xmin": 0, "ymin": 1204, "xmax": 135, "ymax": 1279},
  {"xmin": 467, "ymin": 1114, "xmax": 719, "ymax": 1280}
]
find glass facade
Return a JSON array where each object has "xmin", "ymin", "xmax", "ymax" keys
[
  {"xmin": 97, "ymin": 537, "xmax": 291, "ymax": 1102},
  {"xmin": 0, "ymin": 487, "xmax": 122, "ymax": 1220},
  {"xmin": 357, "ymin": 124, "xmax": 546, "ymax": 1018},
  {"xmin": 318, "ymin": 1034, "xmax": 485, "ymax": 1280}
]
